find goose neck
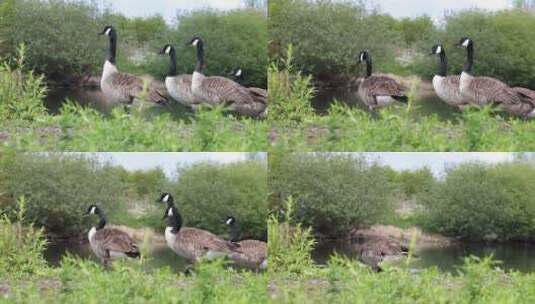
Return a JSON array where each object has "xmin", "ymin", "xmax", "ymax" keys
[
  {"xmin": 168, "ymin": 207, "xmax": 183, "ymax": 233},
  {"xmin": 194, "ymin": 41, "xmax": 205, "ymax": 73},
  {"xmin": 168, "ymin": 49, "xmax": 177, "ymax": 77},
  {"xmin": 107, "ymin": 33, "xmax": 117, "ymax": 64},
  {"xmin": 96, "ymin": 214, "xmax": 106, "ymax": 230},
  {"xmin": 463, "ymin": 44, "xmax": 473, "ymax": 74},
  {"xmin": 364, "ymin": 57, "xmax": 372, "ymax": 78},
  {"xmin": 438, "ymin": 52, "xmax": 447, "ymax": 77},
  {"xmin": 229, "ymin": 221, "xmax": 242, "ymax": 243}
]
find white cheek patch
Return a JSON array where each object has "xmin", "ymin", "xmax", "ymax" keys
[
  {"xmin": 360, "ymin": 53, "xmax": 365, "ymax": 62},
  {"xmin": 192, "ymin": 39, "xmax": 199, "ymax": 46},
  {"xmin": 167, "ymin": 208, "xmax": 174, "ymax": 216},
  {"xmin": 90, "ymin": 206, "xmax": 96, "ymax": 215},
  {"xmin": 105, "ymin": 28, "xmax": 112, "ymax": 36},
  {"xmin": 436, "ymin": 46, "xmax": 442, "ymax": 54},
  {"xmin": 235, "ymin": 69, "xmax": 242, "ymax": 77},
  {"xmin": 165, "ymin": 46, "xmax": 171, "ymax": 54},
  {"xmin": 163, "ymin": 194, "xmax": 169, "ymax": 202},
  {"xmin": 226, "ymin": 218, "xmax": 233, "ymax": 225},
  {"xmin": 462, "ymin": 39, "xmax": 470, "ymax": 47}
]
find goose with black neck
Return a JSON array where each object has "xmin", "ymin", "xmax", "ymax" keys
[{"xmin": 188, "ymin": 37, "xmax": 267, "ymax": 118}]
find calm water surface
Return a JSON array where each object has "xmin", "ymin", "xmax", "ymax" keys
[{"xmin": 314, "ymin": 240, "xmax": 535, "ymax": 273}]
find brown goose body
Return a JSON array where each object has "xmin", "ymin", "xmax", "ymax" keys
[
  {"xmin": 165, "ymin": 226, "xmax": 236, "ymax": 262},
  {"xmin": 87, "ymin": 205, "xmax": 139, "ymax": 266},
  {"xmin": 358, "ymin": 75, "xmax": 407, "ymax": 109},
  {"xmin": 358, "ymin": 238, "xmax": 408, "ymax": 272},
  {"xmin": 229, "ymin": 240, "xmax": 268, "ymax": 270},
  {"xmin": 188, "ymin": 37, "xmax": 267, "ymax": 118},
  {"xmin": 356, "ymin": 51, "xmax": 407, "ymax": 110},
  {"xmin": 99, "ymin": 26, "xmax": 167, "ymax": 106}
]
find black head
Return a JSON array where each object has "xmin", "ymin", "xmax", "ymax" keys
[
  {"xmin": 86, "ymin": 204, "xmax": 101, "ymax": 215},
  {"xmin": 357, "ymin": 50, "xmax": 370, "ymax": 64},
  {"xmin": 98, "ymin": 26, "xmax": 116, "ymax": 37},
  {"xmin": 455, "ymin": 37, "xmax": 473, "ymax": 48},
  {"xmin": 225, "ymin": 216, "xmax": 236, "ymax": 226},
  {"xmin": 430, "ymin": 44, "xmax": 445, "ymax": 56},
  {"xmin": 188, "ymin": 37, "xmax": 203, "ymax": 47},
  {"xmin": 229, "ymin": 67, "xmax": 243, "ymax": 79},
  {"xmin": 159, "ymin": 44, "xmax": 175, "ymax": 55},
  {"xmin": 156, "ymin": 192, "xmax": 174, "ymax": 204}
]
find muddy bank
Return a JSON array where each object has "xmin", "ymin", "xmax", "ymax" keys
[{"xmin": 347, "ymin": 225, "xmax": 455, "ymax": 249}]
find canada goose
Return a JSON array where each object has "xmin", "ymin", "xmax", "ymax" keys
[
  {"xmin": 86, "ymin": 205, "xmax": 140, "ymax": 267},
  {"xmin": 225, "ymin": 216, "xmax": 267, "ymax": 270},
  {"xmin": 358, "ymin": 238, "xmax": 409, "ymax": 272},
  {"xmin": 456, "ymin": 37, "xmax": 535, "ymax": 118},
  {"xmin": 430, "ymin": 44, "xmax": 470, "ymax": 110},
  {"xmin": 99, "ymin": 26, "xmax": 168, "ymax": 106},
  {"xmin": 356, "ymin": 50, "xmax": 408, "ymax": 110},
  {"xmin": 229, "ymin": 67, "xmax": 268, "ymax": 100},
  {"xmin": 158, "ymin": 44, "xmax": 199, "ymax": 109},
  {"xmin": 188, "ymin": 37, "xmax": 267, "ymax": 118},
  {"xmin": 162, "ymin": 205, "xmax": 238, "ymax": 262}
]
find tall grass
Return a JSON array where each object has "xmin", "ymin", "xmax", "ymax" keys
[
  {"xmin": 0, "ymin": 44, "xmax": 47, "ymax": 121},
  {"xmin": 268, "ymin": 197, "xmax": 316, "ymax": 274},
  {"xmin": 0, "ymin": 196, "xmax": 49, "ymax": 279}
]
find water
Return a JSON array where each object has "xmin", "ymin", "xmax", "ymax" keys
[
  {"xmin": 44, "ymin": 86, "xmax": 111, "ymax": 114},
  {"xmin": 44, "ymin": 241, "xmax": 189, "ymax": 272},
  {"xmin": 313, "ymin": 240, "xmax": 535, "ymax": 273},
  {"xmin": 313, "ymin": 80, "xmax": 459, "ymax": 121}
]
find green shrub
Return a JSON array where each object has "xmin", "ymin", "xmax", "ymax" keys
[
  {"xmin": 0, "ymin": 152, "xmax": 124, "ymax": 236},
  {"xmin": 0, "ymin": 196, "xmax": 48, "ymax": 279},
  {"xmin": 418, "ymin": 161, "xmax": 535, "ymax": 240},
  {"xmin": 269, "ymin": 153, "xmax": 395, "ymax": 234},
  {"xmin": 269, "ymin": 0, "xmax": 401, "ymax": 80},
  {"xmin": 171, "ymin": 161, "xmax": 267, "ymax": 239},
  {"xmin": 0, "ymin": 45, "xmax": 47, "ymax": 121},
  {"xmin": 268, "ymin": 197, "xmax": 316, "ymax": 274},
  {"xmin": 268, "ymin": 45, "xmax": 316, "ymax": 122}
]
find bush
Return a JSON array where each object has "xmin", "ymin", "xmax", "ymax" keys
[
  {"xmin": 269, "ymin": 0, "xmax": 402, "ymax": 80},
  {"xmin": 0, "ymin": 152, "xmax": 124, "ymax": 236},
  {"xmin": 0, "ymin": 196, "xmax": 49, "ymax": 279},
  {"xmin": 0, "ymin": 45, "xmax": 47, "ymax": 121},
  {"xmin": 268, "ymin": 45, "xmax": 316, "ymax": 122},
  {"xmin": 418, "ymin": 161, "xmax": 535, "ymax": 241},
  {"xmin": 269, "ymin": 153, "xmax": 395, "ymax": 234},
  {"xmin": 171, "ymin": 161, "xmax": 267, "ymax": 239}
]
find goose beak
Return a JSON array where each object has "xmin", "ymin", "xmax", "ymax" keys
[
  {"xmin": 158, "ymin": 49, "xmax": 165, "ymax": 55},
  {"xmin": 98, "ymin": 30, "xmax": 106, "ymax": 35}
]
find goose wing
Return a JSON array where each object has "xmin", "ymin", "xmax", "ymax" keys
[
  {"xmin": 200, "ymin": 76, "xmax": 254, "ymax": 104},
  {"xmin": 512, "ymin": 87, "xmax": 535, "ymax": 106},
  {"xmin": 468, "ymin": 77, "xmax": 520, "ymax": 105},
  {"xmin": 363, "ymin": 76, "xmax": 406, "ymax": 97},
  {"xmin": 96, "ymin": 228, "xmax": 139, "ymax": 256},
  {"xmin": 111, "ymin": 72, "xmax": 168, "ymax": 105},
  {"xmin": 248, "ymin": 87, "xmax": 267, "ymax": 103},
  {"xmin": 176, "ymin": 227, "xmax": 236, "ymax": 254}
]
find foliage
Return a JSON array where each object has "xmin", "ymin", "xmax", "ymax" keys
[
  {"xmin": 268, "ymin": 197, "xmax": 316, "ymax": 274},
  {"xmin": 0, "ymin": 196, "xmax": 49, "ymax": 279},
  {"xmin": 171, "ymin": 161, "xmax": 268, "ymax": 240},
  {"xmin": 269, "ymin": 153, "xmax": 394, "ymax": 234},
  {"xmin": 269, "ymin": 0, "xmax": 401, "ymax": 79},
  {"xmin": 270, "ymin": 101, "xmax": 535, "ymax": 151},
  {"xmin": 418, "ymin": 161, "xmax": 535, "ymax": 241},
  {"xmin": 0, "ymin": 1, "xmax": 267, "ymax": 88},
  {"xmin": 0, "ymin": 152, "xmax": 124, "ymax": 236},
  {"xmin": 0, "ymin": 44, "xmax": 47, "ymax": 121},
  {"xmin": 268, "ymin": 45, "xmax": 316, "ymax": 122}
]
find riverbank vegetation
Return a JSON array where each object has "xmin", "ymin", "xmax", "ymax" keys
[
  {"xmin": 0, "ymin": 0, "xmax": 268, "ymax": 151},
  {"xmin": 268, "ymin": 202, "xmax": 535, "ymax": 303},
  {"xmin": 268, "ymin": 47, "xmax": 535, "ymax": 151},
  {"xmin": 268, "ymin": 0, "xmax": 535, "ymax": 151},
  {"xmin": 269, "ymin": 152, "xmax": 535, "ymax": 243},
  {"xmin": 0, "ymin": 151, "xmax": 267, "ymax": 240},
  {"xmin": 0, "ymin": 199, "xmax": 268, "ymax": 303}
]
